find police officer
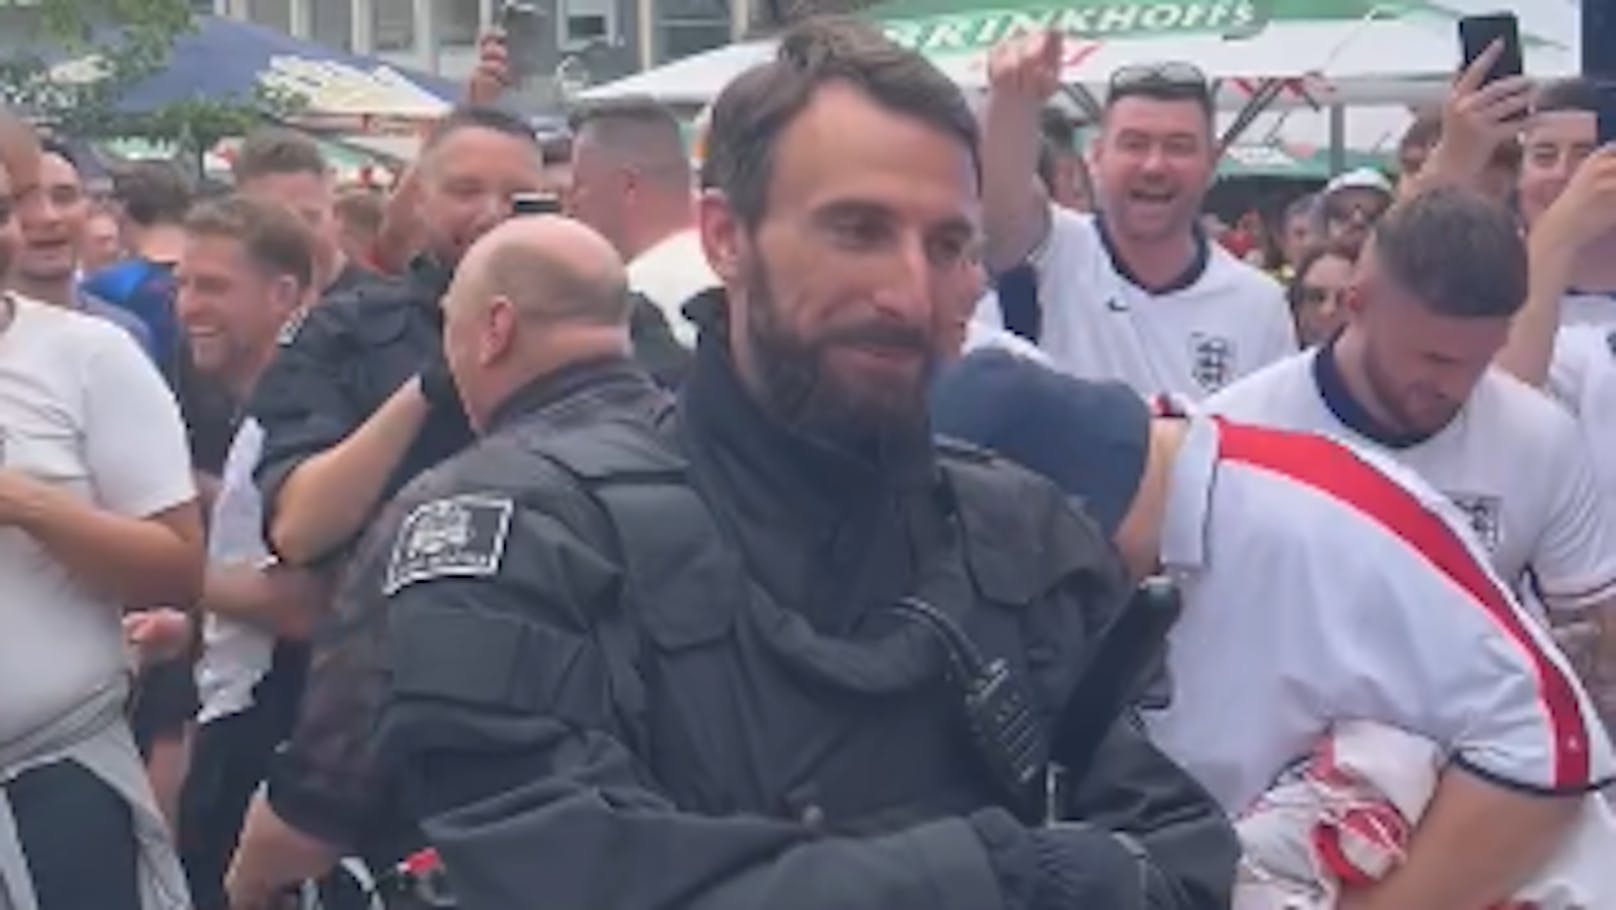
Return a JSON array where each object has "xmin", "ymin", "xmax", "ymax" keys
[
  {"xmin": 226, "ymin": 215, "xmax": 669, "ymax": 910},
  {"xmin": 361, "ymin": 20, "xmax": 1236, "ymax": 910},
  {"xmin": 226, "ymin": 107, "xmax": 539, "ymax": 904}
]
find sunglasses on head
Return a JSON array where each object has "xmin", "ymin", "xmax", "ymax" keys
[{"xmin": 1108, "ymin": 62, "xmax": 1211, "ymax": 96}]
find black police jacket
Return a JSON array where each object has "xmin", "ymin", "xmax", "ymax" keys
[
  {"xmin": 270, "ymin": 356, "xmax": 672, "ymax": 853},
  {"xmin": 248, "ymin": 257, "xmax": 473, "ymax": 544},
  {"xmin": 365, "ymin": 317, "xmax": 1237, "ymax": 910},
  {"xmin": 249, "ymin": 258, "xmax": 691, "ymax": 552}
]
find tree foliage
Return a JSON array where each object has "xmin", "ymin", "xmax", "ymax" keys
[{"xmin": 0, "ymin": 0, "xmax": 301, "ymax": 157}]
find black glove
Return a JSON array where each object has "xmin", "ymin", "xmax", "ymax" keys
[
  {"xmin": 970, "ymin": 808, "xmax": 1148, "ymax": 910},
  {"xmin": 418, "ymin": 349, "xmax": 460, "ymax": 413}
]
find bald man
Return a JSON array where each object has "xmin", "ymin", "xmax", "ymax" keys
[
  {"xmin": 568, "ymin": 98, "xmax": 719, "ymax": 347},
  {"xmin": 225, "ymin": 216, "xmax": 671, "ymax": 910}
]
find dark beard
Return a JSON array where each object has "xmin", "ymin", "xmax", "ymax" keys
[{"xmin": 742, "ymin": 257, "xmax": 935, "ymax": 456}]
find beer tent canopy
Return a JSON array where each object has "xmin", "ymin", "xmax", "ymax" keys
[
  {"xmin": 581, "ymin": 0, "xmax": 1577, "ymax": 110},
  {"xmin": 49, "ymin": 15, "xmax": 460, "ymax": 121}
]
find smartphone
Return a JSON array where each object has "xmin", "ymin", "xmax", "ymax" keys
[
  {"xmin": 511, "ymin": 192, "xmax": 561, "ymax": 217},
  {"xmin": 1458, "ymin": 13, "xmax": 1524, "ymax": 87},
  {"xmin": 500, "ymin": 1, "xmax": 544, "ymax": 85}
]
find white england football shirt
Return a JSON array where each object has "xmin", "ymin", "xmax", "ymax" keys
[
  {"xmin": 1560, "ymin": 292, "xmax": 1616, "ymax": 329},
  {"xmin": 976, "ymin": 207, "xmax": 1295, "ymax": 399},
  {"xmin": 0, "ymin": 295, "xmax": 195, "ymax": 742},
  {"xmin": 1549, "ymin": 324, "xmax": 1616, "ymax": 505},
  {"xmin": 1145, "ymin": 415, "xmax": 1614, "ymax": 813},
  {"xmin": 1208, "ymin": 345, "xmax": 1616, "ymax": 616}
]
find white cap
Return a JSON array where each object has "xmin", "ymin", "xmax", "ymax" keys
[{"xmin": 1324, "ymin": 167, "xmax": 1394, "ymax": 199}]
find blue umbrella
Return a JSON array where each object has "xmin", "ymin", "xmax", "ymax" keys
[{"xmin": 107, "ymin": 16, "xmax": 460, "ymax": 117}]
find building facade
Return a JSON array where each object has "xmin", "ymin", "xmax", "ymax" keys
[{"xmin": 210, "ymin": 0, "xmax": 744, "ymax": 86}]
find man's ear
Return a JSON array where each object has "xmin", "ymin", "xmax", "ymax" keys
[
  {"xmin": 697, "ymin": 189, "xmax": 742, "ymax": 283},
  {"xmin": 270, "ymin": 275, "xmax": 304, "ymax": 317},
  {"xmin": 480, "ymin": 296, "xmax": 517, "ymax": 368}
]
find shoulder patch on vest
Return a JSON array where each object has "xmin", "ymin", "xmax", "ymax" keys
[
  {"xmin": 276, "ymin": 307, "xmax": 311, "ymax": 346},
  {"xmin": 384, "ymin": 495, "xmax": 515, "ymax": 595}
]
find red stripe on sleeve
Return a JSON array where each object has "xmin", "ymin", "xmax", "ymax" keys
[{"xmin": 1214, "ymin": 418, "xmax": 1592, "ymax": 789}]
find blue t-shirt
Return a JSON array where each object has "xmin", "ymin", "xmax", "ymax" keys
[{"xmin": 80, "ymin": 258, "xmax": 179, "ymax": 378}]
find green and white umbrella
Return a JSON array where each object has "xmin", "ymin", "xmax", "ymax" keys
[{"xmin": 584, "ymin": 0, "xmax": 1575, "ymax": 108}]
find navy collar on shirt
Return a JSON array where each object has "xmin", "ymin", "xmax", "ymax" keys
[
  {"xmin": 1094, "ymin": 213, "xmax": 1210, "ymax": 295},
  {"xmin": 1311, "ymin": 333, "xmax": 1438, "ymax": 450}
]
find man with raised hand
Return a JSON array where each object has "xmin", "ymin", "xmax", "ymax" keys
[{"xmin": 979, "ymin": 30, "xmax": 1293, "ymax": 399}]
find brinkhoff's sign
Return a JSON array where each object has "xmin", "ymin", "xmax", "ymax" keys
[{"xmin": 882, "ymin": 0, "xmax": 1266, "ymax": 54}]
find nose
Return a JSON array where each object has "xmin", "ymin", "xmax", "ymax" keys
[
  {"xmin": 474, "ymin": 192, "xmax": 508, "ymax": 230},
  {"xmin": 871, "ymin": 235, "xmax": 935, "ymax": 324},
  {"xmin": 175, "ymin": 289, "xmax": 203, "ymax": 325},
  {"xmin": 19, "ymin": 192, "xmax": 56, "ymax": 226}
]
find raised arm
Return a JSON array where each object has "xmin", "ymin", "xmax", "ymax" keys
[
  {"xmin": 982, "ymin": 31, "xmax": 1061, "ymax": 273},
  {"xmin": 1405, "ymin": 42, "xmax": 1533, "ymax": 198},
  {"xmin": 1496, "ymin": 147, "xmax": 1616, "ymax": 385}
]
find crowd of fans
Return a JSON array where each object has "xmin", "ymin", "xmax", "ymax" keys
[{"xmin": 0, "ymin": 13, "xmax": 1613, "ymax": 910}]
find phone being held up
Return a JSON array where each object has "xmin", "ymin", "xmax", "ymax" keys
[
  {"xmin": 500, "ymin": 1, "xmax": 544, "ymax": 87},
  {"xmin": 1458, "ymin": 12, "xmax": 1526, "ymax": 121}
]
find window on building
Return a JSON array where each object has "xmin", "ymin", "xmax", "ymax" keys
[
  {"xmin": 374, "ymin": 0, "xmax": 417, "ymax": 52},
  {"xmin": 660, "ymin": 19, "xmax": 728, "ymax": 61},
  {"xmin": 559, "ymin": 0, "xmax": 614, "ymax": 49},
  {"xmin": 310, "ymin": 0, "xmax": 353, "ymax": 50},
  {"xmin": 436, "ymin": 0, "xmax": 481, "ymax": 48},
  {"xmin": 248, "ymin": 0, "xmax": 292, "ymax": 32},
  {"xmin": 656, "ymin": 0, "xmax": 728, "ymax": 63}
]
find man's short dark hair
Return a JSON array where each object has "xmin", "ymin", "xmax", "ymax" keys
[
  {"xmin": 234, "ymin": 128, "xmax": 328, "ymax": 184},
  {"xmin": 703, "ymin": 16, "xmax": 979, "ymax": 228},
  {"xmin": 540, "ymin": 133, "xmax": 573, "ymax": 167},
  {"xmin": 422, "ymin": 105, "xmax": 539, "ymax": 155},
  {"xmin": 568, "ymin": 96, "xmax": 682, "ymax": 139},
  {"xmin": 1286, "ymin": 237, "xmax": 1358, "ymax": 312},
  {"xmin": 1103, "ymin": 62, "xmax": 1214, "ymax": 126},
  {"xmin": 1371, "ymin": 186, "xmax": 1526, "ymax": 319},
  {"xmin": 1535, "ymin": 77, "xmax": 1599, "ymax": 115},
  {"xmin": 38, "ymin": 137, "xmax": 79, "ymax": 172},
  {"xmin": 185, "ymin": 195, "xmax": 314, "ymax": 290},
  {"xmin": 113, "ymin": 162, "xmax": 192, "ymax": 227},
  {"xmin": 568, "ymin": 96, "xmax": 690, "ymax": 186},
  {"xmin": 334, "ymin": 188, "xmax": 384, "ymax": 236}
]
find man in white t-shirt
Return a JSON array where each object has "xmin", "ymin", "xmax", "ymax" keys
[
  {"xmin": 0, "ymin": 120, "xmax": 203, "ymax": 908},
  {"xmin": 1479, "ymin": 81, "xmax": 1616, "ymax": 387},
  {"xmin": 1211, "ymin": 188, "xmax": 1616, "ymax": 633},
  {"xmin": 978, "ymin": 31, "xmax": 1294, "ymax": 399},
  {"xmin": 170, "ymin": 196, "xmax": 330, "ymax": 910},
  {"xmin": 568, "ymin": 98, "xmax": 719, "ymax": 348},
  {"xmin": 1550, "ymin": 324, "xmax": 1616, "ymax": 499},
  {"xmin": 933, "ymin": 349, "xmax": 1616, "ymax": 910}
]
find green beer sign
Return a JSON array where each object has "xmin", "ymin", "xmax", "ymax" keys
[{"xmin": 876, "ymin": 0, "xmax": 1455, "ymax": 57}]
